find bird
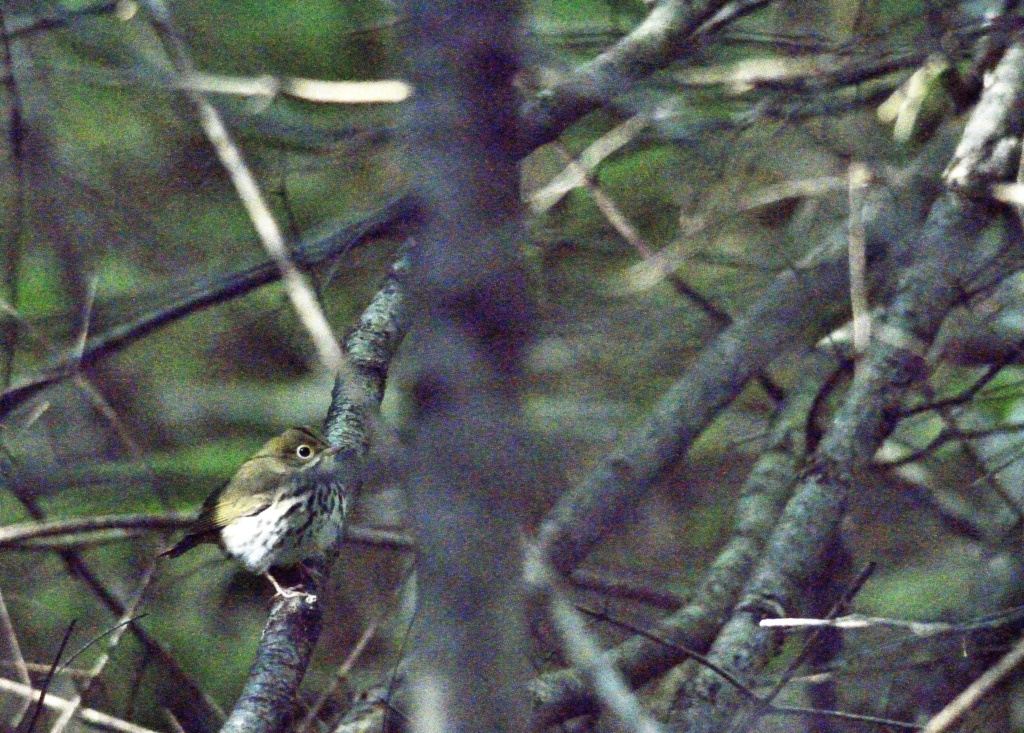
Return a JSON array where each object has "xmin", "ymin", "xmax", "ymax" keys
[{"xmin": 160, "ymin": 426, "xmax": 346, "ymax": 599}]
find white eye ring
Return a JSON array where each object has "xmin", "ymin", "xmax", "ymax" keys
[{"xmin": 296, "ymin": 444, "xmax": 314, "ymax": 459}]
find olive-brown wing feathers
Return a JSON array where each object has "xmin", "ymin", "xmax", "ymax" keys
[{"xmin": 159, "ymin": 459, "xmax": 282, "ymax": 558}]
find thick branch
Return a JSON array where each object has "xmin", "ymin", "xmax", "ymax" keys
[
  {"xmin": 535, "ymin": 158, "xmax": 941, "ymax": 575},
  {"xmin": 669, "ymin": 43, "xmax": 1024, "ymax": 733},
  {"xmin": 531, "ymin": 418, "xmax": 800, "ymax": 726},
  {"xmin": 399, "ymin": 2, "xmax": 533, "ymax": 732},
  {"xmin": 519, "ymin": 0, "xmax": 770, "ymax": 149}
]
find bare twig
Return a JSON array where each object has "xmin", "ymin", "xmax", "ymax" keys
[
  {"xmin": 0, "ymin": 587, "xmax": 31, "ymax": 729},
  {"xmin": 296, "ymin": 621, "xmax": 379, "ymax": 733},
  {"xmin": 22, "ymin": 621, "xmax": 75, "ymax": 733},
  {"xmin": 174, "ymin": 73, "xmax": 411, "ymax": 104},
  {"xmin": 848, "ymin": 163, "xmax": 871, "ymax": 355},
  {"xmin": 2, "ymin": 2, "xmax": 119, "ymax": 37},
  {"xmin": 548, "ymin": 142, "xmax": 721, "ymax": 309},
  {"xmin": 567, "ymin": 569, "xmax": 686, "ymax": 610},
  {"xmin": 921, "ymin": 633, "xmax": 1024, "ymax": 733},
  {"xmin": 526, "ymin": 547, "xmax": 666, "ymax": 733},
  {"xmin": 0, "ymin": 678, "xmax": 159, "ymax": 733},
  {"xmin": 0, "ymin": 195, "xmax": 417, "ymax": 418},
  {"xmin": 528, "ymin": 115, "xmax": 648, "ymax": 213},
  {"xmin": 189, "ymin": 97, "xmax": 345, "ymax": 375},
  {"xmin": 47, "ymin": 567, "xmax": 155, "ymax": 733},
  {"xmin": 761, "ymin": 615, "xmax": 957, "ymax": 634},
  {"xmin": 0, "ymin": 663, "xmax": 89, "ymax": 679},
  {"xmin": 0, "ymin": 512, "xmax": 413, "ymax": 551},
  {"xmin": 0, "ymin": 513, "xmax": 193, "ymax": 547}
]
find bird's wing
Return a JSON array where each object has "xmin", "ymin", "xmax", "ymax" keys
[
  {"xmin": 189, "ymin": 490, "xmax": 271, "ymax": 537},
  {"xmin": 161, "ymin": 461, "xmax": 286, "ymax": 558},
  {"xmin": 159, "ymin": 490, "xmax": 271, "ymax": 558}
]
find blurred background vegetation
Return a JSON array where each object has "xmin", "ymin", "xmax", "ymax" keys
[{"xmin": 2, "ymin": 0, "xmax": 1024, "ymax": 730}]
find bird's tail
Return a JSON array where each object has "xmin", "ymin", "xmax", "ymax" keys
[{"xmin": 159, "ymin": 534, "xmax": 203, "ymax": 559}]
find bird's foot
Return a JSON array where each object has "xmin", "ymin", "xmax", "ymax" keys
[{"xmin": 264, "ymin": 571, "xmax": 317, "ymax": 603}]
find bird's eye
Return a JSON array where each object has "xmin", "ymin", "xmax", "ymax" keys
[{"xmin": 296, "ymin": 444, "xmax": 314, "ymax": 459}]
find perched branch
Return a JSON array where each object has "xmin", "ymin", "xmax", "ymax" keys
[{"xmin": 220, "ymin": 253, "xmax": 412, "ymax": 733}]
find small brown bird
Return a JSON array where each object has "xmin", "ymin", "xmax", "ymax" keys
[{"xmin": 160, "ymin": 426, "xmax": 345, "ymax": 598}]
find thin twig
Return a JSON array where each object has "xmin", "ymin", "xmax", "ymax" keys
[
  {"xmin": 139, "ymin": 0, "xmax": 361, "ymax": 390},
  {"xmin": 0, "ymin": 512, "xmax": 412, "ymax": 551},
  {"xmin": 2, "ymin": 2, "xmax": 118, "ymax": 37},
  {"xmin": 189, "ymin": 97, "xmax": 345, "ymax": 375},
  {"xmin": 577, "ymin": 605, "xmax": 760, "ymax": 702},
  {"xmin": 921, "ymin": 632, "xmax": 1024, "ymax": 733},
  {"xmin": 0, "ymin": 513, "xmax": 193, "ymax": 547},
  {"xmin": 761, "ymin": 615, "xmax": 957, "ymax": 634},
  {"xmin": 0, "ymin": 1, "xmax": 27, "ymax": 390},
  {"xmin": 20, "ymin": 620, "xmax": 75, "ymax": 733},
  {"xmin": 733, "ymin": 563, "xmax": 877, "ymax": 733},
  {"xmin": 526, "ymin": 546, "xmax": 666, "ymax": 733},
  {"xmin": 848, "ymin": 162, "xmax": 871, "ymax": 356},
  {"xmin": 567, "ymin": 569, "xmax": 686, "ymax": 610},
  {"xmin": 0, "ymin": 586, "xmax": 31, "ymax": 728},
  {"xmin": 47, "ymin": 567, "xmax": 155, "ymax": 733},
  {"xmin": 528, "ymin": 115, "xmax": 648, "ymax": 213},
  {"xmin": 0, "ymin": 662, "xmax": 90, "ymax": 679},
  {"xmin": 0, "ymin": 678, "xmax": 160, "ymax": 733},
  {"xmin": 296, "ymin": 620, "xmax": 378, "ymax": 733}
]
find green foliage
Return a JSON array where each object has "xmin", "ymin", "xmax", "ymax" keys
[
  {"xmin": 856, "ymin": 556, "xmax": 985, "ymax": 620},
  {"xmin": 176, "ymin": 0, "xmax": 392, "ymax": 79}
]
